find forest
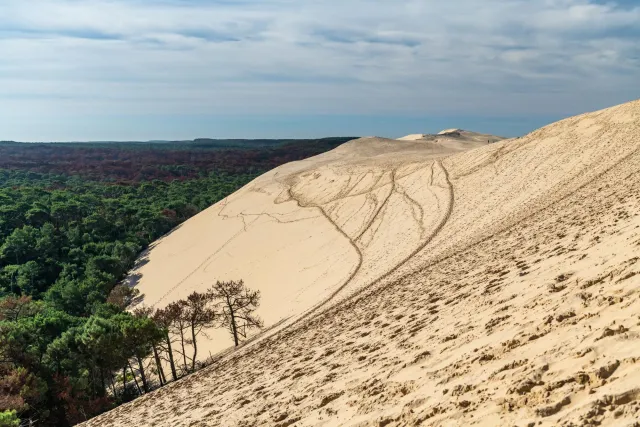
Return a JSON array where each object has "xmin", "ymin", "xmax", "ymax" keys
[
  {"xmin": 0, "ymin": 138, "xmax": 351, "ymax": 182},
  {"xmin": 0, "ymin": 137, "xmax": 353, "ymax": 426}
]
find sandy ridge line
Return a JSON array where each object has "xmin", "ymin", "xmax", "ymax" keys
[
  {"xmin": 337, "ymin": 137, "xmax": 640, "ymax": 319},
  {"xmin": 229, "ymin": 137, "xmax": 640, "ymax": 385}
]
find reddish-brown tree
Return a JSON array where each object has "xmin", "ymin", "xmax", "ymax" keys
[{"xmin": 0, "ymin": 296, "xmax": 35, "ymax": 321}]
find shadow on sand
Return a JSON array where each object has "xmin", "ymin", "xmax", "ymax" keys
[{"xmin": 122, "ymin": 221, "xmax": 187, "ymax": 307}]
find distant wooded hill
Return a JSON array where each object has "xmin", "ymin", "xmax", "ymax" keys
[{"xmin": 0, "ymin": 137, "xmax": 356, "ymax": 182}]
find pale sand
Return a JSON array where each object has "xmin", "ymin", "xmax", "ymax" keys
[
  {"xmin": 437, "ymin": 128, "xmax": 461, "ymax": 135},
  {"xmin": 125, "ymin": 130, "xmax": 498, "ymax": 358},
  {"xmin": 396, "ymin": 133, "xmax": 428, "ymax": 140},
  {"xmin": 86, "ymin": 99, "xmax": 640, "ymax": 426},
  {"xmin": 398, "ymin": 130, "xmax": 504, "ymax": 144}
]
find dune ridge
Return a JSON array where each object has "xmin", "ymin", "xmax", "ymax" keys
[
  {"xmin": 125, "ymin": 131, "xmax": 498, "ymax": 356},
  {"xmin": 85, "ymin": 99, "xmax": 640, "ymax": 426}
]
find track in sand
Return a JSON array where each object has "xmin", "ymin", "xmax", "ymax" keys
[{"xmin": 86, "ymin": 100, "xmax": 640, "ymax": 426}]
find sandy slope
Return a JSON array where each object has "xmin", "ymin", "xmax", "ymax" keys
[
  {"xmin": 125, "ymin": 130, "xmax": 499, "ymax": 358},
  {"xmin": 86, "ymin": 99, "xmax": 640, "ymax": 426},
  {"xmin": 397, "ymin": 129, "xmax": 502, "ymax": 144}
]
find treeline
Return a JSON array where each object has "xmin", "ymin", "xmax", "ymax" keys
[
  {"xmin": 1, "ymin": 280, "xmax": 261, "ymax": 426},
  {"xmin": 109, "ymin": 280, "xmax": 261, "ymax": 392},
  {"xmin": 0, "ymin": 138, "xmax": 354, "ymax": 182},
  {"xmin": 0, "ymin": 170, "xmax": 257, "ymax": 303},
  {"xmin": 0, "ymin": 137, "xmax": 351, "ymax": 425},
  {"xmin": 0, "ymin": 170, "xmax": 263, "ymax": 425}
]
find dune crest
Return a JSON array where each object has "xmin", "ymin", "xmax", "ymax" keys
[
  {"xmin": 396, "ymin": 133, "xmax": 428, "ymax": 140},
  {"xmin": 398, "ymin": 129, "xmax": 504, "ymax": 144},
  {"xmin": 86, "ymin": 100, "xmax": 640, "ymax": 427},
  {"xmin": 438, "ymin": 128, "xmax": 461, "ymax": 135},
  {"xmin": 126, "ymin": 132, "xmax": 501, "ymax": 357}
]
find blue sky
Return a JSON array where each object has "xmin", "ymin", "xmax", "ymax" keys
[{"xmin": 0, "ymin": 0, "xmax": 639, "ymax": 141}]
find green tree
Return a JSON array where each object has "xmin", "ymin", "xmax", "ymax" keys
[
  {"xmin": 120, "ymin": 315, "xmax": 163, "ymax": 393},
  {"xmin": 25, "ymin": 205, "xmax": 50, "ymax": 228},
  {"xmin": 0, "ymin": 309, "xmax": 77, "ymax": 370},
  {"xmin": 77, "ymin": 316, "xmax": 127, "ymax": 396},
  {"xmin": 14, "ymin": 261, "xmax": 47, "ymax": 296},
  {"xmin": 0, "ymin": 147, "xmax": 295, "ymax": 424},
  {"xmin": 0, "ymin": 410, "xmax": 19, "ymax": 427},
  {"xmin": 0, "ymin": 226, "xmax": 39, "ymax": 265}
]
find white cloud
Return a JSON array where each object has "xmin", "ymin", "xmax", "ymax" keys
[{"xmin": 0, "ymin": 0, "xmax": 639, "ymax": 136}]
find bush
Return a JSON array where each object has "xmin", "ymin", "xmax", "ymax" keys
[{"xmin": 0, "ymin": 410, "xmax": 19, "ymax": 427}]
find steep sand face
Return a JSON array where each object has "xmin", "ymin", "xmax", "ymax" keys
[
  {"xmin": 87, "ymin": 100, "xmax": 640, "ymax": 426},
  {"xmin": 126, "ymin": 132, "xmax": 496, "ymax": 357},
  {"xmin": 396, "ymin": 133, "xmax": 429, "ymax": 140},
  {"xmin": 438, "ymin": 128, "xmax": 461, "ymax": 135},
  {"xmin": 398, "ymin": 129, "xmax": 504, "ymax": 145}
]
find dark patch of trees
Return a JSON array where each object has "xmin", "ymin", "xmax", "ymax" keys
[
  {"xmin": 0, "ymin": 138, "xmax": 354, "ymax": 183},
  {"xmin": 0, "ymin": 171, "xmax": 249, "ymax": 424},
  {"xmin": 0, "ymin": 136, "xmax": 345, "ymax": 425}
]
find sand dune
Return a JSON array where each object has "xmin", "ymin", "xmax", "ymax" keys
[
  {"xmin": 437, "ymin": 128, "xmax": 461, "ymax": 135},
  {"xmin": 396, "ymin": 133, "xmax": 429, "ymax": 140},
  {"xmin": 398, "ymin": 129, "xmax": 504, "ymax": 145},
  {"xmin": 86, "ymin": 99, "xmax": 640, "ymax": 426},
  {"xmin": 126, "ymin": 131, "xmax": 501, "ymax": 357}
]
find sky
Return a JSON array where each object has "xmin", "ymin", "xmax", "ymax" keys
[{"xmin": 0, "ymin": 0, "xmax": 639, "ymax": 141}]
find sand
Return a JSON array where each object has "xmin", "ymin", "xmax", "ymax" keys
[
  {"xmin": 437, "ymin": 128, "xmax": 461, "ymax": 135},
  {"xmin": 124, "ymin": 130, "xmax": 500, "ymax": 358},
  {"xmin": 396, "ymin": 133, "xmax": 429, "ymax": 140},
  {"xmin": 86, "ymin": 99, "xmax": 640, "ymax": 426},
  {"xmin": 398, "ymin": 130, "xmax": 503, "ymax": 144}
]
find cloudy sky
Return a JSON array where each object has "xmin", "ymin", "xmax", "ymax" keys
[{"xmin": 1, "ymin": 0, "xmax": 639, "ymax": 141}]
